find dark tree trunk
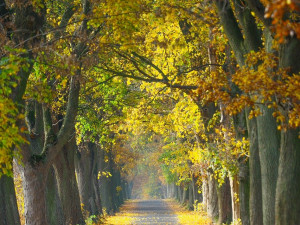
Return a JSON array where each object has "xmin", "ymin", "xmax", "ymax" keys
[
  {"xmin": 109, "ymin": 151, "xmax": 122, "ymax": 208},
  {"xmin": 53, "ymin": 139, "xmax": 84, "ymax": 225},
  {"xmin": 192, "ymin": 176, "xmax": 202, "ymax": 203},
  {"xmin": 238, "ymin": 161, "xmax": 250, "ymax": 225},
  {"xmin": 188, "ymin": 182, "xmax": 194, "ymax": 210},
  {"xmin": 175, "ymin": 184, "xmax": 180, "ymax": 201},
  {"xmin": 46, "ymin": 167, "xmax": 64, "ymax": 225},
  {"xmin": 167, "ymin": 183, "xmax": 175, "ymax": 199},
  {"xmin": 256, "ymin": 106, "xmax": 280, "ymax": 225},
  {"xmin": 207, "ymin": 176, "xmax": 219, "ymax": 222},
  {"xmin": 275, "ymin": 127, "xmax": 300, "ymax": 225},
  {"xmin": 177, "ymin": 185, "xmax": 183, "ymax": 203},
  {"xmin": 181, "ymin": 186, "xmax": 188, "ymax": 205},
  {"xmin": 114, "ymin": 170, "xmax": 124, "ymax": 206},
  {"xmin": 217, "ymin": 177, "xmax": 232, "ymax": 225},
  {"xmin": 0, "ymin": 2, "xmax": 44, "ymax": 225},
  {"xmin": 98, "ymin": 147, "xmax": 116, "ymax": 213},
  {"xmin": 246, "ymin": 113, "xmax": 263, "ymax": 225},
  {"xmin": 76, "ymin": 142, "xmax": 102, "ymax": 216},
  {"xmin": 233, "ymin": 111, "xmax": 250, "ymax": 225},
  {"xmin": 275, "ymin": 37, "xmax": 300, "ymax": 225},
  {"xmin": 0, "ymin": 175, "xmax": 20, "ymax": 225},
  {"xmin": 121, "ymin": 180, "xmax": 128, "ymax": 200}
]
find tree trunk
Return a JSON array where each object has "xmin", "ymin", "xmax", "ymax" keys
[
  {"xmin": 0, "ymin": 175, "xmax": 20, "ymax": 225},
  {"xmin": 177, "ymin": 185, "xmax": 183, "ymax": 203},
  {"xmin": 229, "ymin": 175, "xmax": 240, "ymax": 222},
  {"xmin": 111, "ymin": 169, "xmax": 123, "ymax": 207},
  {"xmin": 275, "ymin": 37, "xmax": 300, "ymax": 225},
  {"xmin": 238, "ymin": 161, "xmax": 250, "ymax": 225},
  {"xmin": 121, "ymin": 180, "xmax": 128, "ymax": 200},
  {"xmin": 217, "ymin": 177, "xmax": 232, "ymax": 225},
  {"xmin": 188, "ymin": 183, "xmax": 194, "ymax": 209},
  {"xmin": 192, "ymin": 176, "xmax": 202, "ymax": 205},
  {"xmin": 275, "ymin": 127, "xmax": 300, "ymax": 225},
  {"xmin": 108, "ymin": 148, "xmax": 120, "ymax": 209},
  {"xmin": 207, "ymin": 175, "xmax": 219, "ymax": 222},
  {"xmin": 116, "ymin": 171, "xmax": 124, "ymax": 205},
  {"xmin": 233, "ymin": 111, "xmax": 250, "ymax": 225},
  {"xmin": 174, "ymin": 184, "xmax": 178, "ymax": 200},
  {"xmin": 46, "ymin": 167, "xmax": 64, "ymax": 225},
  {"xmin": 98, "ymin": 147, "xmax": 116, "ymax": 214},
  {"xmin": 202, "ymin": 178, "xmax": 209, "ymax": 210},
  {"xmin": 246, "ymin": 113, "xmax": 263, "ymax": 225},
  {"xmin": 76, "ymin": 142, "xmax": 102, "ymax": 216},
  {"xmin": 126, "ymin": 181, "xmax": 133, "ymax": 199},
  {"xmin": 22, "ymin": 165, "xmax": 48, "ymax": 225},
  {"xmin": 181, "ymin": 186, "xmax": 188, "ymax": 205},
  {"xmin": 53, "ymin": 140, "xmax": 84, "ymax": 225},
  {"xmin": 256, "ymin": 106, "xmax": 280, "ymax": 225}
]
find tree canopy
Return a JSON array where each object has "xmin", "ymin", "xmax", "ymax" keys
[{"xmin": 0, "ymin": 0, "xmax": 300, "ymax": 225}]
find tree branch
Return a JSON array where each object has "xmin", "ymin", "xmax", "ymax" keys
[
  {"xmin": 132, "ymin": 52, "xmax": 169, "ymax": 82},
  {"xmin": 244, "ymin": 0, "xmax": 271, "ymax": 27},
  {"xmin": 214, "ymin": 0, "xmax": 247, "ymax": 65},
  {"xmin": 233, "ymin": 0, "xmax": 263, "ymax": 52},
  {"xmin": 54, "ymin": 5, "xmax": 77, "ymax": 39}
]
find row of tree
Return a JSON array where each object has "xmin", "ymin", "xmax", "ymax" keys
[
  {"xmin": 0, "ymin": 0, "xmax": 136, "ymax": 224},
  {"xmin": 0, "ymin": 0, "xmax": 299, "ymax": 225}
]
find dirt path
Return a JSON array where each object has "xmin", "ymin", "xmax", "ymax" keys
[{"xmin": 104, "ymin": 199, "xmax": 179, "ymax": 225}]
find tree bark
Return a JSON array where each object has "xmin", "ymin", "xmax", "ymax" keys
[
  {"xmin": 238, "ymin": 161, "xmax": 250, "ymax": 225},
  {"xmin": 192, "ymin": 176, "xmax": 202, "ymax": 204},
  {"xmin": 188, "ymin": 183, "xmax": 194, "ymax": 210},
  {"xmin": 275, "ymin": 127, "xmax": 300, "ymax": 225},
  {"xmin": 207, "ymin": 175, "xmax": 219, "ymax": 222},
  {"xmin": 98, "ymin": 147, "xmax": 116, "ymax": 214},
  {"xmin": 229, "ymin": 175, "xmax": 240, "ymax": 223},
  {"xmin": 233, "ymin": 110, "xmax": 250, "ymax": 225},
  {"xmin": 217, "ymin": 177, "xmax": 232, "ymax": 225},
  {"xmin": 76, "ymin": 142, "xmax": 102, "ymax": 216},
  {"xmin": 181, "ymin": 186, "xmax": 188, "ymax": 205},
  {"xmin": 202, "ymin": 178, "xmax": 209, "ymax": 210},
  {"xmin": 108, "ymin": 152, "xmax": 122, "ymax": 208},
  {"xmin": 246, "ymin": 112, "xmax": 263, "ymax": 225},
  {"xmin": 112, "ymin": 169, "xmax": 124, "ymax": 207},
  {"xmin": 256, "ymin": 106, "xmax": 280, "ymax": 225},
  {"xmin": 22, "ymin": 165, "xmax": 48, "ymax": 225},
  {"xmin": 0, "ymin": 175, "xmax": 20, "ymax": 225},
  {"xmin": 53, "ymin": 138, "xmax": 84, "ymax": 225},
  {"xmin": 275, "ymin": 37, "xmax": 300, "ymax": 225},
  {"xmin": 0, "ymin": 1, "xmax": 43, "ymax": 224},
  {"xmin": 46, "ymin": 168, "xmax": 64, "ymax": 225}
]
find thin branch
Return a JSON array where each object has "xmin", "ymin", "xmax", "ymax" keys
[
  {"xmin": 177, "ymin": 63, "xmax": 223, "ymax": 76},
  {"xmin": 95, "ymin": 65, "xmax": 165, "ymax": 83},
  {"xmin": 164, "ymin": 3, "xmax": 215, "ymax": 27},
  {"xmin": 132, "ymin": 52, "xmax": 169, "ymax": 82}
]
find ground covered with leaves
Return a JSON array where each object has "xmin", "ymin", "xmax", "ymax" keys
[{"xmin": 103, "ymin": 199, "xmax": 212, "ymax": 225}]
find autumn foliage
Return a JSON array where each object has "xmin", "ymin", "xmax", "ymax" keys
[{"xmin": 0, "ymin": 0, "xmax": 299, "ymax": 225}]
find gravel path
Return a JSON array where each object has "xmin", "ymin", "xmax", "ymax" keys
[{"xmin": 129, "ymin": 199, "xmax": 179, "ymax": 225}]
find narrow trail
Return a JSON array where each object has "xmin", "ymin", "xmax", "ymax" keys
[{"xmin": 104, "ymin": 199, "xmax": 179, "ymax": 225}]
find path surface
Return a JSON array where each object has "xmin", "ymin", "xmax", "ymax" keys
[
  {"xmin": 105, "ymin": 199, "xmax": 179, "ymax": 225},
  {"xmin": 132, "ymin": 199, "xmax": 179, "ymax": 224}
]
